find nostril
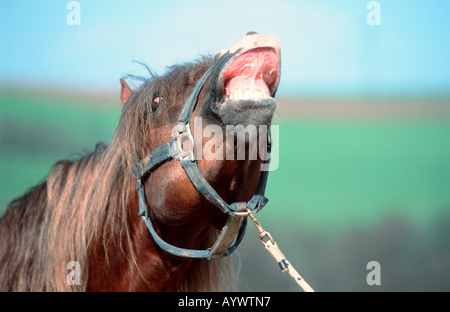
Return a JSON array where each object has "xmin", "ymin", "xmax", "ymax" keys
[{"xmin": 246, "ymin": 31, "xmax": 258, "ymax": 36}]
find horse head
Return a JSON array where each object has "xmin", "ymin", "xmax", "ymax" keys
[
  {"xmin": 121, "ymin": 31, "xmax": 280, "ymax": 227},
  {"xmin": 114, "ymin": 35, "xmax": 281, "ymax": 280}
]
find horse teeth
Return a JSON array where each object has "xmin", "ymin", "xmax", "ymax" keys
[
  {"xmin": 233, "ymin": 88, "xmax": 242, "ymax": 101},
  {"xmin": 243, "ymin": 88, "xmax": 252, "ymax": 99},
  {"xmin": 229, "ymin": 87, "xmax": 270, "ymax": 101}
]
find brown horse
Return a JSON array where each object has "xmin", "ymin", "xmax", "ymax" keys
[{"xmin": 0, "ymin": 33, "xmax": 281, "ymax": 291}]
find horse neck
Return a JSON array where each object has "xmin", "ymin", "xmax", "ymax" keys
[
  {"xmin": 117, "ymin": 197, "xmax": 220, "ymax": 291},
  {"xmin": 80, "ymin": 159, "xmax": 196, "ymax": 291}
]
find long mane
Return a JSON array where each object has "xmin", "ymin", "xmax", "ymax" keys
[{"xmin": 0, "ymin": 57, "xmax": 233, "ymax": 291}]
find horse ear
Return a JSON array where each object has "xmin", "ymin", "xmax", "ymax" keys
[{"xmin": 120, "ymin": 78, "xmax": 133, "ymax": 104}]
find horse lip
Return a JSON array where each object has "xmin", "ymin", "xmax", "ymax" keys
[
  {"xmin": 216, "ymin": 98, "xmax": 277, "ymax": 128},
  {"xmin": 219, "ymin": 98, "xmax": 277, "ymax": 116}
]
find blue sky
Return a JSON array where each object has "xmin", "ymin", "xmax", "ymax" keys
[{"xmin": 1, "ymin": 0, "xmax": 449, "ymax": 97}]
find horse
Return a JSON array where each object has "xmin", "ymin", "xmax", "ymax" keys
[{"xmin": 0, "ymin": 32, "xmax": 281, "ymax": 291}]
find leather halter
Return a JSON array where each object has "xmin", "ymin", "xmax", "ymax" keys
[{"xmin": 133, "ymin": 62, "xmax": 271, "ymax": 259}]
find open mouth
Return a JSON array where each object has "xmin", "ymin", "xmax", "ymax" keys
[
  {"xmin": 222, "ymin": 47, "xmax": 280, "ymax": 103},
  {"xmin": 209, "ymin": 34, "xmax": 281, "ymax": 126}
]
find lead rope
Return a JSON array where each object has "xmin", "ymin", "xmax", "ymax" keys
[{"xmin": 247, "ymin": 209, "xmax": 315, "ymax": 292}]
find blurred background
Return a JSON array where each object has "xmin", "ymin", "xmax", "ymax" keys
[{"xmin": 1, "ymin": 1, "xmax": 449, "ymax": 291}]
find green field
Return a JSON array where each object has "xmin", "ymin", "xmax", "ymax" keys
[
  {"xmin": 1, "ymin": 88, "xmax": 449, "ymax": 291},
  {"xmin": 0, "ymin": 88, "xmax": 120, "ymax": 209},
  {"xmin": 267, "ymin": 119, "xmax": 450, "ymax": 231}
]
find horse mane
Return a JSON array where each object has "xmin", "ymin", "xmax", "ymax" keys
[{"xmin": 0, "ymin": 56, "xmax": 234, "ymax": 291}]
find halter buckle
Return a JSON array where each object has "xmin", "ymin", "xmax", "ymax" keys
[{"xmin": 173, "ymin": 123, "xmax": 195, "ymax": 161}]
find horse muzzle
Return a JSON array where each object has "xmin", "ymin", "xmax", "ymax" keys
[{"xmin": 209, "ymin": 33, "xmax": 281, "ymax": 127}]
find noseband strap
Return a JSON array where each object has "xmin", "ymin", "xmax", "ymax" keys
[{"xmin": 133, "ymin": 63, "xmax": 271, "ymax": 259}]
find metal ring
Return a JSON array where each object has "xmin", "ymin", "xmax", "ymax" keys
[
  {"xmin": 229, "ymin": 210, "xmax": 250, "ymax": 217},
  {"xmin": 175, "ymin": 123, "xmax": 195, "ymax": 161},
  {"xmin": 259, "ymin": 231, "xmax": 275, "ymax": 245}
]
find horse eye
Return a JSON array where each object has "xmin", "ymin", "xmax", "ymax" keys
[{"xmin": 151, "ymin": 96, "xmax": 162, "ymax": 112}]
